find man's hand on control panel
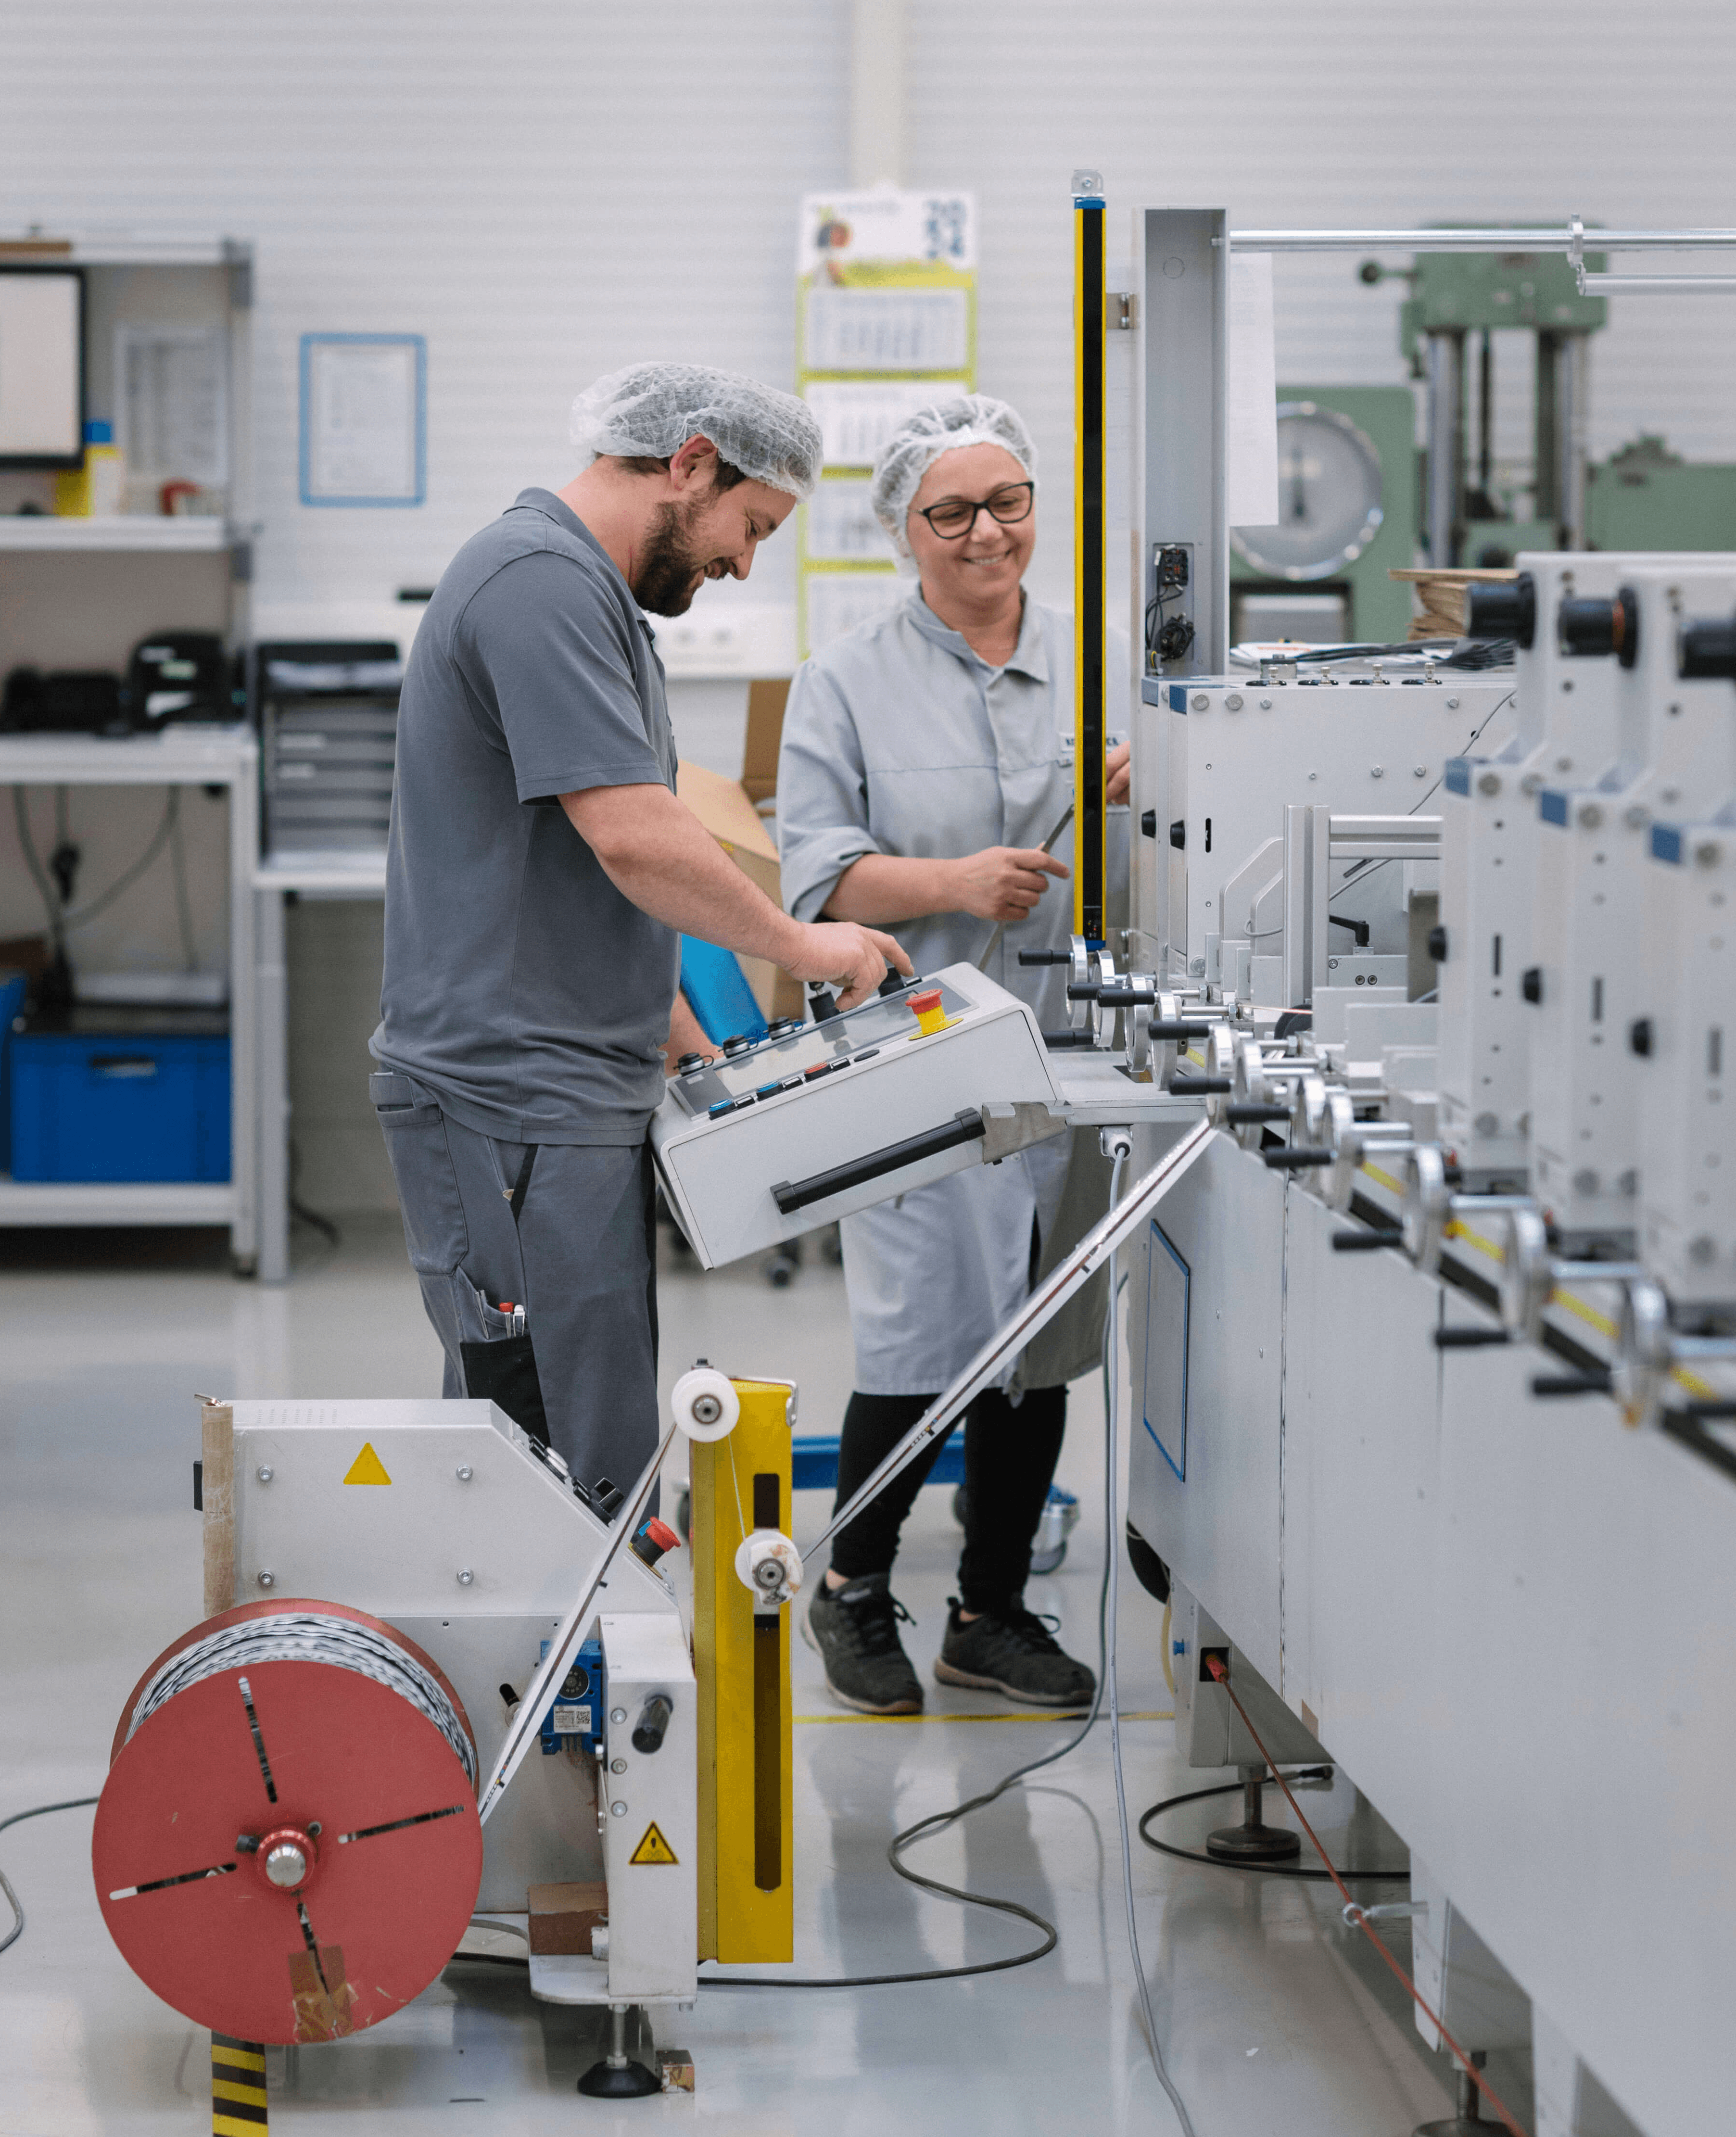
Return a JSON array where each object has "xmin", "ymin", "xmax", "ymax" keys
[{"xmin": 782, "ymin": 921, "xmax": 913, "ymax": 1012}]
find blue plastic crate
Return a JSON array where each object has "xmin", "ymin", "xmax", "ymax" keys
[
  {"xmin": 0, "ymin": 972, "xmax": 25, "ymax": 1173},
  {"xmin": 10, "ymin": 1009, "xmax": 230, "ymax": 1183}
]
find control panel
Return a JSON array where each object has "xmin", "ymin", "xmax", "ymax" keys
[{"xmin": 651, "ymin": 964, "xmax": 1064, "ymax": 1268}]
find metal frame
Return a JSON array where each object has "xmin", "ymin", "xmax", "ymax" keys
[{"xmin": 0, "ymin": 728, "xmax": 258, "ymax": 1264}]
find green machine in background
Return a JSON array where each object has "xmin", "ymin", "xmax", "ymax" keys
[
  {"xmin": 1231, "ymin": 244, "xmax": 1736, "ymax": 646},
  {"xmin": 1229, "ymin": 386, "xmax": 1417, "ymax": 644}
]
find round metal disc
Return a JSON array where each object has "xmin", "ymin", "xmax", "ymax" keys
[{"xmin": 94, "ymin": 1610, "xmax": 482, "ymax": 2043}]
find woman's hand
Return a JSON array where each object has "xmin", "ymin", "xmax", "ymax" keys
[
  {"xmin": 1106, "ymin": 741, "xmax": 1132, "ymax": 806},
  {"xmin": 950, "ymin": 845, "xmax": 1070, "ymax": 923}
]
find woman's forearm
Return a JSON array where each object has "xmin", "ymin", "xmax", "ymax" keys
[{"xmin": 823, "ymin": 851, "xmax": 961, "ymax": 924}]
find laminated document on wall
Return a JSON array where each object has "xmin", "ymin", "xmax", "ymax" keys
[
  {"xmin": 805, "ymin": 477, "xmax": 896, "ymax": 563},
  {"xmin": 803, "ymin": 286, "xmax": 970, "ymax": 373},
  {"xmin": 116, "ymin": 324, "xmax": 227, "ymax": 488},
  {"xmin": 802, "ymin": 379, "xmax": 952, "ymax": 472},
  {"xmin": 1227, "ymin": 253, "xmax": 1279, "ymax": 529},
  {"xmin": 803, "ymin": 571, "xmax": 903, "ymax": 653},
  {"xmin": 299, "ymin": 334, "xmax": 426, "ymax": 506}
]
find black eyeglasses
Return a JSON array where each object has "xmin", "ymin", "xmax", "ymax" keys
[{"xmin": 917, "ymin": 482, "xmax": 1035, "ymax": 540}]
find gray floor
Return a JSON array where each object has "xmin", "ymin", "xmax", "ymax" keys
[{"xmin": 0, "ymin": 1215, "xmax": 1486, "ymax": 2136}]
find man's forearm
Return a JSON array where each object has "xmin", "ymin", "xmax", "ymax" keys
[
  {"xmin": 824, "ymin": 851, "xmax": 959, "ymax": 924},
  {"xmin": 562, "ymin": 783, "xmax": 802, "ymax": 965},
  {"xmin": 664, "ymin": 990, "xmax": 711, "ymax": 1069}
]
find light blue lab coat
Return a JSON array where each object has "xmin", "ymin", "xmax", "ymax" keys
[{"xmin": 778, "ymin": 588, "xmax": 1088, "ymax": 1396}]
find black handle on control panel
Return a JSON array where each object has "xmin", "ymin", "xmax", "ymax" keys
[
  {"xmin": 1168, "ymin": 1074, "xmax": 1230, "ymax": 1094},
  {"xmin": 806, "ymin": 987, "xmax": 839, "ymax": 1024},
  {"xmin": 632, "ymin": 1694, "xmax": 672, "ymax": 1755},
  {"xmin": 1332, "ymin": 1228, "xmax": 1400, "ymax": 1251},
  {"xmin": 1433, "ymin": 1327, "xmax": 1511, "ymax": 1349},
  {"xmin": 1531, "ymin": 1370, "xmax": 1614, "ymax": 1397},
  {"xmin": 1019, "ymin": 950, "xmax": 1073, "ymax": 966},
  {"xmin": 1262, "ymin": 1147, "xmax": 1333, "ymax": 1169},
  {"xmin": 877, "ymin": 970, "xmax": 918, "ymax": 998},
  {"xmin": 1225, "ymin": 1103, "xmax": 1291, "ymax": 1125},
  {"xmin": 771, "ymin": 1109, "xmax": 985, "ymax": 1216}
]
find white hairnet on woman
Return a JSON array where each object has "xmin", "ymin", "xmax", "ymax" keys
[
  {"xmin": 870, "ymin": 393, "xmax": 1038, "ymax": 560},
  {"xmin": 570, "ymin": 363, "xmax": 823, "ymax": 502},
  {"xmin": 775, "ymin": 388, "xmax": 1130, "ymax": 1719}
]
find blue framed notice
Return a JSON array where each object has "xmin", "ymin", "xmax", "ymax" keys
[
  {"xmin": 299, "ymin": 333, "xmax": 426, "ymax": 506},
  {"xmin": 1141, "ymin": 1218, "xmax": 1191, "ymax": 1480}
]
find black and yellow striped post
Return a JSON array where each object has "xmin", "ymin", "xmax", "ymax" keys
[
  {"xmin": 1072, "ymin": 167, "xmax": 1108, "ymax": 949},
  {"xmin": 210, "ymin": 2034, "xmax": 268, "ymax": 2133}
]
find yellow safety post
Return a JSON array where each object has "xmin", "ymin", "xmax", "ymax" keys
[
  {"xmin": 692, "ymin": 1377, "xmax": 794, "ymax": 1963},
  {"xmin": 210, "ymin": 2034, "xmax": 267, "ymax": 2133},
  {"xmin": 1073, "ymin": 169, "xmax": 1108, "ymax": 947}
]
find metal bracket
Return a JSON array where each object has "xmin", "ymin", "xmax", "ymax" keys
[
  {"xmin": 1107, "ymin": 291, "xmax": 1137, "ymax": 330},
  {"xmin": 980, "ymin": 1101, "xmax": 1070, "ymax": 1164}
]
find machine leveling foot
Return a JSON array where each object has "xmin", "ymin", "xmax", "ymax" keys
[
  {"xmin": 1205, "ymin": 1765, "xmax": 1303, "ymax": 1862},
  {"xmin": 1414, "ymin": 2051, "xmax": 1490, "ymax": 2135},
  {"xmin": 578, "ymin": 2003, "xmax": 660, "ymax": 2098}
]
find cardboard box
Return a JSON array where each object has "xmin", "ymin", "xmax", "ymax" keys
[
  {"xmin": 528, "ymin": 1880, "xmax": 609, "ymax": 1957},
  {"xmin": 675, "ymin": 677, "xmax": 800, "ymax": 1023}
]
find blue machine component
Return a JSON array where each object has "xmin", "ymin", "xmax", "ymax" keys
[
  {"xmin": 0, "ymin": 970, "xmax": 26, "ymax": 1174},
  {"xmin": 539, "ymin": 1635, "xmax": 604, "ymax": 1757},
  {"xmin": 679, "ymin": 936, "xmax": 769, "ymax": 1047}
]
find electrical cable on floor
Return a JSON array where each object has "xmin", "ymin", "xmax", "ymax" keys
[
  {"xmin": 1138, "ymin": 1773, "xmax": 1411, "ymax": 1882},
  {"xmin": 1202, "ymin": 1654, "xmax": 1530, "ymax": 2137},
  {"xmin": 0, "ymin": 1796, "xmax": 100, "ymax": 1957}
]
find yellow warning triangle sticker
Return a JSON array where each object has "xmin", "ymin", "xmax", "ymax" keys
[
  {"xmin": 342, "ymin": 1442, "xmax": 392, "ymax": 1486},
  {"xmin": 629, "ymin": 1822, "xmax": 678, "ymax": 1866}
]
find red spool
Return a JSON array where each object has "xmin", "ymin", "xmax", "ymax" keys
[{"xmin": 93, "ymin": 1600, "xmax": 483, "ymax": 2045}]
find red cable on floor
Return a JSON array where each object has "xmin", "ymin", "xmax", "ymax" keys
[{"xmin": 1202, "ymin": 1655, "xmax": 1529, "ymax": 2137}]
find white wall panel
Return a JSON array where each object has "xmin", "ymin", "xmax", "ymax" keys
[{"xmin": 907, "ymin": 0, "xmax": 1736, "ymax": 608}]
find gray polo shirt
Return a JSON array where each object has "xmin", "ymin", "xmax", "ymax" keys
[{"xmin": 371, "ymin": 488, "xmax": 679, "ymax": 1145}]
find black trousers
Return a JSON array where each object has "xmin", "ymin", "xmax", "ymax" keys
[{"xmin": 827, "ymin": 1384, "xmax": 1068, "ymax": 1616}]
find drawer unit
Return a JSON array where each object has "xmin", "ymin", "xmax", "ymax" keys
[{"xmin": 10, "ymin": 1007, "xmax": 230, "ymax": 1183}]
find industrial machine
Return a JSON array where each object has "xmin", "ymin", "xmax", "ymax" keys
[{"xmin": 94, "ymin": 1371, "xmax": 801, "ymax": 2096}]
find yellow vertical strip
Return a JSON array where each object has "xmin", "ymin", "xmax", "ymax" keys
[{"xmin": 692, "ymin": 1378, "xmax": 793, "ymax": 1964}]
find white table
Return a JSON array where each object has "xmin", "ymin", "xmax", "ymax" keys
[
  {"xmin": 253, "ymin": 849, "xmax": 387, "ymax": 1283},
  {"xmin": 0, "ymin": 727, "xmax": 260, "ymax": 1266}
]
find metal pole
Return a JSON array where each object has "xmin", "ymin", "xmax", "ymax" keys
[
  {"xmin": 1226, "ymin": 227, "xmax": 1736, "ymax": 253},
  {"xmin": 1558, "ymin": 334, "xmax": 1589, "ymax": 548},
  {"xmin": 1425, "ymin": 331, "xmax": 1464, "ymax": 566},
  {"xmin": 1073, "ymin": 174, "xmax": 1107, "ymax": 946}
]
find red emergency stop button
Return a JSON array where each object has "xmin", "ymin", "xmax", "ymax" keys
[
  {"xmin": 631, "ymin": 1517, "xmax": 682, "ymax": 1568},
  {"xmin": 907, "ymin": 987, "xmax": 950, "ymax": 1037}
]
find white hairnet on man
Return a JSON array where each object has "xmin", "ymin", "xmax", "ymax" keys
[
  {"xmin": 571, "ymin": 362, "xmax": 823, "ymax": 503},
  {"xmin": 870, "ymin": 393, "xmax": 1039, "ymax": 561}
]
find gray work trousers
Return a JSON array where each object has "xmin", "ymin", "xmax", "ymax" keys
[{"xmin": 370, "ymin": 1070, "xmax": 659, "ymax": 1514}]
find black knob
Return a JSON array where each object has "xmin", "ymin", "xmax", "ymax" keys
[
  {"xmin": 721, "ymin": 1034, "xmax": 754, "ymax": 1057},
  {"xmin": 1630, "ymin": 1016, "xmax": 1653, "ymax": 1057},
  {"xmin": 1521, "ymin": 966, "xmax": 1543, "ymax": 1005},
  {"xmin": 807, "ymin": 987, "xmax": 839, "ymax": 1023},
  {"xmin": 498, "ymin": 1682, "xmax": 521, "ymax": 1711},
  {"xmin": 632, "ymin": 1694, "xmax": 672, "ymax": 1755},
  {"xmin": 1169, "ymin": 819, "xmax": 1187, "ymax": 850},
  {"xmin": 1433, "ymin": 1328, "xmax": 1511, "ymax": 1349},
  {"xmin": 877, "ymin": 971, "xmax": 915, "ymax": 996},
  {"xmin": 1262, "ymin": 1147, "xmax": 1334, "ymax": 1169},
  {"xmin": 1140, "ymin": 809, "xmax": 1157, "ymax": 839},
  {"xmin": 1678, "ymin": 614, "xmax": 1736, "ymax": 680},
  {"xmin": 766, "ymin": 1016, "xmax": 805, "ymax": 1038},
  {"xmin": 1559, "ymin": 588, "xmax": 1638, "ymax": 666},
  {"xmin": 1465, "ymin": 570, "xmax": 1536, "ymax": 650},
  {"xmin": 1333, "ymin": 1228, "xmax": 1401, "ymax": 1251},
  {"xmin": 676, "ymin": 1052, "xmax": 708, "ymax": 1074},
  {"xmin": 1226, "ymin": 1104, "xmax": 1292, "ymax": 1124},
  {"xmin": 1018, "ymin": 950, "xmax": 1073, "ymax": 966},
  {"xmin": 1150, "ymin": 1021, "xmax": 1214, "ymax": 1040},
  {"xmin": 1532, "ymin": 1371, "xmax": 1614, "ymax": 1397},
  {"xmin": 1427, "ymin": 924, "xmax": 1448, "ymax": 963},
  {"xmin": 1066, "ymin": 982, "xmax": 1101, "ymax": 1000},
  {"xmin": 1168, "ymin": 1074, "xmax": 1232, "ymax": 1094}
]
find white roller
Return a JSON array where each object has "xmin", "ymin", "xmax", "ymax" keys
[
  {"xmin": 671, "ymin": 1367, "xmax": 739, "ymax": 1442},
  {"xmin": 734, "ymin": 1528, "xmax": 803, "ymax": 1607}
]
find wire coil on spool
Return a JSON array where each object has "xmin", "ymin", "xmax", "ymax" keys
[
  {"xmin": 94, "ymin": 1597, "xmax": 484, "ymax": 2045},
  {"xmin": 124, "ymin": 1610, "xmax": 479, "ymax": 1789}
]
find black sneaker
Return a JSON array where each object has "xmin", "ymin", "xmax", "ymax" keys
[
  {"xmin": 802, "ymin": 1573, "xmax": 923, "ymax": 1714},
  {"xmin": 934, "ymin": 1600, "xmax": 1096, "ymax": 1707}
]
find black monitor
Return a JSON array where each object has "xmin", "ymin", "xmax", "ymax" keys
[{"xmin": 0, "ymin": 265, "xmax": 85, "ymax": 468}]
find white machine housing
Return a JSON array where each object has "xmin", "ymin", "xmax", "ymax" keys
[{"xmin": 225, "ymin": 1397, "xmax": 695, "ymax": 2009}]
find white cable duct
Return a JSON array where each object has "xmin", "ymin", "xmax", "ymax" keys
[
  {"xmin": 804, "ymin": 1114, "xmax": 1215, "ymax": 1566},
  {"xmin": 126, "ymin": 1612, "xmax": 478, "ymax": 1789}
]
